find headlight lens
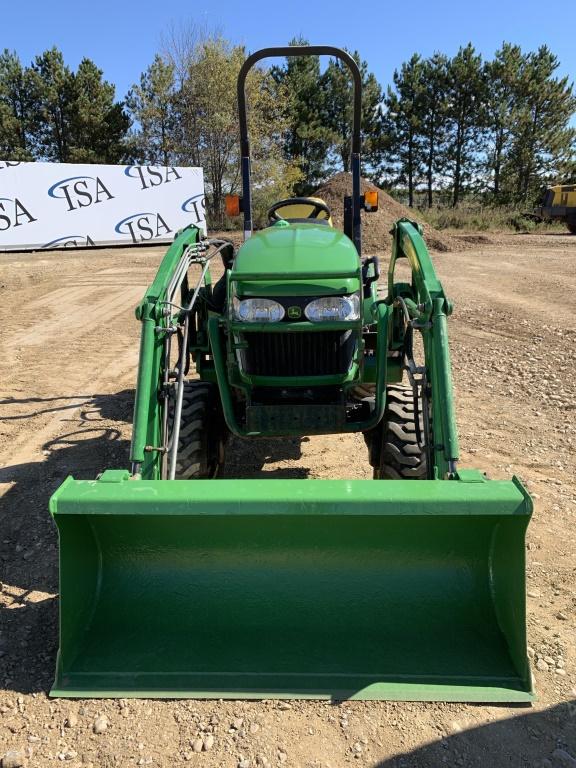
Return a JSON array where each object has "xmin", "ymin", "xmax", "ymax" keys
[
  {"xmin": 304, "ymin": 293, "xmax": 360, "ymax": 322},
  {"xmin": 232, "ymin": 297, "xmax": 285, "ymax": 322}
]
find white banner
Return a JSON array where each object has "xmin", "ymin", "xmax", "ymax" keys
[{"xmin": 0, "ymin": 161, "xmax": 206, "ymax": 251}]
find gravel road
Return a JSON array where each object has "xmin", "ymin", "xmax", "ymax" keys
[{"xmin": 0, "ymin": 232, "xmax": 575, "ymax": 767}]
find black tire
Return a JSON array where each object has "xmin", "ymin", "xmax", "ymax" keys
[
  {"xmin": 366, "ymin": 384, "xmax": 427, "ymax": 480},
  {"xmin": 167, "ymin": 381, "xmax": 227, "ymax": 479},
  {"xmin": 567, "ymin": 220, "xmax": 576, "ymax": 235}
]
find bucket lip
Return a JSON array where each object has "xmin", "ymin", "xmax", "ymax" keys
[
  {"xmin": 513, "ymin": 475, "xmax": 535, "ymax": 516},
  {"xmin": 50, "ymin": 675, "xmax": 535, "ymax": 703},
  {"xmin": 50, "ymin": 476, "xmax": 533, "ymax": 518}
]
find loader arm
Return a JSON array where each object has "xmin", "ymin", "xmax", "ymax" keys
[
  {"xmin": 130, "ymin": 224, "xmax": 204, "ymax": 478},
  {"xmin": 387, "ymin": 219, "xmax": 459, "ymax": 479}
]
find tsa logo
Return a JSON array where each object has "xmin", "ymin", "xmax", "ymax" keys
[
  {"xmin": 125, "ymin": 166, "xmax": 182, "ymax": 190},
  {"xmin": 115, "ymin": 212, "xmax": 172, "ymax": 243},
  {"xmin": 0, "ymin": 197, "xmax": 37, "ymax": 230},
  {"xmin": 48, "ymin": 176, "xmax": 114, "ymax": 211},
  {"xmin": 42, "ymin": 234, "xmax": 96, "ymax": 249},
  {"xmin": 181, "ymin": 194, "xmax": 206, "ymax": 224}
]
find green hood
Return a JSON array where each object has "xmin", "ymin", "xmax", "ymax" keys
[{"xmin": 232, "ymin": 222, "xmax": 361, "ymax": 297}]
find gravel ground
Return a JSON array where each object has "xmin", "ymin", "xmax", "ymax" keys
[{"xmin": 0, "ymin": 231, "xmax": 575, "ymax": 768}]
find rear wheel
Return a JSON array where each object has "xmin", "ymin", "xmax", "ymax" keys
[
  {"xmin": 365, "ymin": 384, "xmax": 427, "ymax": 480},
  {"xmin": 167, "ymin": 381, "xmax": 227, "ymax": 479}
]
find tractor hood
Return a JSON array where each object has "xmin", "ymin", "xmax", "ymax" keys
[{"xmin": 231, "ymin": 222, "xmax": 361, "ymax": 297}]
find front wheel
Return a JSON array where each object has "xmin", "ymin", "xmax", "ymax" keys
[
  {"xmin": 364, "ymin": 384, "xmax": 427, "ymax": 480},
  {"xmin": 167, "ymin": 381, "xmax": 227, "ymax": 479}
]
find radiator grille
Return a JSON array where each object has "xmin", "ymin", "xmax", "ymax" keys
[{"xmin": 241, "ymin": 331, "xmax": 356, "ymax": 377}]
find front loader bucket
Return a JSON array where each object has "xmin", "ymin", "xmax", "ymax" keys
[{"xmin": 50, "ymin": 472, "xmax": 533, "ymax": 702}]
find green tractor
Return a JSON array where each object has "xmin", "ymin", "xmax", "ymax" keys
[{"xmin": 50, "ymin": 47, "xmax": 533, "ymax": 702}]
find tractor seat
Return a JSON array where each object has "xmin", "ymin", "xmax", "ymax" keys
[{"xmin": 267, "ymin": 197, "xmax": 333, "ymax": 226}]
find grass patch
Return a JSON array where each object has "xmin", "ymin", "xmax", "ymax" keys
[{"xmin": 420, "ymin": 206, "xmax": 566, "ymax": 233}]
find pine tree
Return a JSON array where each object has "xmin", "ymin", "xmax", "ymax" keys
[
  {"xmin": 444, "ymin": 44, "xmax": 486, "ymax": 206},
  {"xmin": 0, "ymin": 50, "xmax": 35, "ymax": 159},
  {"xmin": 506, "ymin": 46, "xmax": 576, "ymax": 202},
  {"xmin": 271, "ymin": 37, "xmax": 332, "ymax": 194},
  {"xmin": 29, "ymin": 47, "xmax": 76, "ymax": 161},
  {"xmin": 421, "ymin": 53, "xmax": 449, "ymax": 208},
  {"xmin": 28, "ymin": 47, "xmax": 129, "ymax": 162},
  {"xmin": 484, "ymin": 43, "xmax": 525, "ymax": 199},
  {"xmin": 126, "ymin": 54, "xmax": 177, "ymax": 166},
  {"xmin": 321, "ymin": 50, "xmax": 382, "ymax": 173},
  {"xmin": 380, "ymin": 54, "xmax": 426, "ymax": 207},
  {"xmin": 70, "ymin": 58, "xmax": 129, "ymax": 163}
]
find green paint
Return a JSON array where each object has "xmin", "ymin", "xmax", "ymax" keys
[
  {"xmin": 208, "ymin": 302, "xmax": 388, "ymax": 437},
  {"xmin": 50, "ymin": 214, "xmax": 534, "ymax": 702},
  {"xmin": 50, "ymin": 476, "xmax": 533, "ymax": 701},
  {"xmin": 130, "ymin": 225, "xmax": 201, "ymax": 472},
  {"xmin": 230, "ymin": 223, "xmax": 361, "ymax": 298}
]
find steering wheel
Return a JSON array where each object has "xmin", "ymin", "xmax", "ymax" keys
[{"xmin": 268, "ymin": 197, "xmax": 332, "ymax": 223}]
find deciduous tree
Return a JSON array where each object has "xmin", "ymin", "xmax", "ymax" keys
[{"xmin": 158, "ymin": 36, "xmax": 300, "ymax": 225}]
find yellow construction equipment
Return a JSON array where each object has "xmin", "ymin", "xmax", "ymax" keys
[{"xmin": 533, "ymin": 184, "xmax": 576, "ymax": 233}]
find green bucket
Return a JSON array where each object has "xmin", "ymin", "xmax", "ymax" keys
[{"xmin": 49, "ymin": 472, "xmax": 533, "ymax": 702}]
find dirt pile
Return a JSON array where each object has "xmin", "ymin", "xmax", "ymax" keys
[{"xmin": 315, "ymin": 172, "xmax": 464, "ymax": 254}]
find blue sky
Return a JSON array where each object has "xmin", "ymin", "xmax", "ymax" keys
[{"xmin": 3, "ymin": 0, "xmax": 575, "ymax": 100}]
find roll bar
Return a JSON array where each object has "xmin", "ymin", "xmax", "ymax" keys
[{"xmin": 237, "ymin": 46, "xmax": 363, "ymax": 253}]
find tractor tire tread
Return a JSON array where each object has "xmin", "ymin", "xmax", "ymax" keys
[
  {"xmin": 168, "ymin": 380, "xmax": 226, "ymax": 479},
  {"xmin": 373, "ymin": 383, "xmax": 427, "ymax": 480}
]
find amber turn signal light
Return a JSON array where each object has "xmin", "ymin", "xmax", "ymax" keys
[
  {"xmin": 225, "ymin": 195, "xmax": 241, "ymax": 216},
  {"xmin": 364, "ymin": 190, "xmax": 378, "ymax": 211}
]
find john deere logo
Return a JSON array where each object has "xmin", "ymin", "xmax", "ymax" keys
[{"xmin": 287, "ymin": 306, "xmax": 301, "ymax": 319}]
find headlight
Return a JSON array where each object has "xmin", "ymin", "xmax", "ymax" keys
[
  {"xmin": 304, "ymin": 293, "xmax": 360, "ymax": 322},
  {"xmin": 232, "ymin": 297, "xmax": 285, "ymax": 322}
]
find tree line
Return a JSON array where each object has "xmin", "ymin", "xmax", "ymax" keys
[
  {"xmin": 380, "ymin": 43, "xmax": 576, "ymax": 207},
  {"xmin": 1, "ymin": 34, "xmax": 574, "ymax": 223},
  {"xmin": 0, "ymin": 48, "xmax": 128, "ymax": 163}
]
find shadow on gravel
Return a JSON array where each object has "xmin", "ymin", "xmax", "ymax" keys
[
  {"xmin": 225, "ymin": 434, "xmax": 308, "ymax": 479},
  {"xmin": 374, "ymin": 700, "xmax": 576, "ymax": 768},
  {"xmin": 0, "ymin": 389, "xmax": 133, "ymax": 694},
  {"xmin": 0, "ymin": 394, "xmax": 94, "ymax": 421},
  {"xmin": 532, "ymin": 232, "xmax": 576, "ymax": 237},
  {"xmin": 0, "ymin": 388, "xmax": 308, "ymax": 693},
  {"xmin": 0, "ymin": 390, "xmax": 135, "ymax": 423}
]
